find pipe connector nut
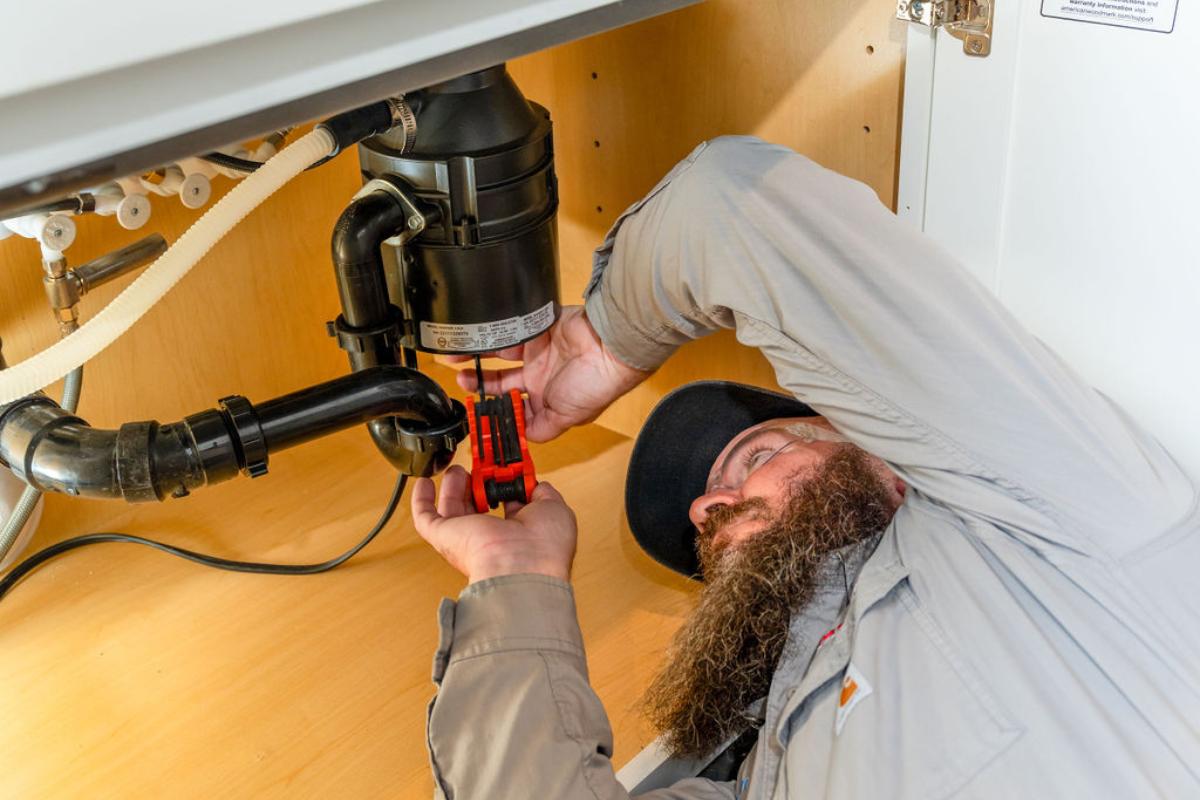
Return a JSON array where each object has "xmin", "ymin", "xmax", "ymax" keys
[{"xmin": 218, "ymin": 395, "xmax": 269, "ymax": 478}]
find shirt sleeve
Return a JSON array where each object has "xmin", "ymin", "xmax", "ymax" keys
[
  {"xmin": 426, "ymin": 575, "xmax": 735, "ymax": 800},
  {"xmin": 583, "ymin": 136, "xmax": 1195, "ymax": 559}
]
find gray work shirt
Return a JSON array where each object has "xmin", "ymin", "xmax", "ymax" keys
[
  {"xmin": 426, "ymin": 136, "xmax": 1200, "ymax": 799},
  {"xmin": 737, "ymin": 534, "xmax": 882, "ymax": 797}
]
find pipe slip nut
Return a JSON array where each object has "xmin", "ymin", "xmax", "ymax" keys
[{"xmin": 218, "ymin": 395, "xmax": 269, "ymax": 478}]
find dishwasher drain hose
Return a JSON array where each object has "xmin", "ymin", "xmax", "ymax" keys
[
  {"xmin": 0, "ymin": 127, "xmax": 337, "ymax": 404},
  {"xmin": 0, "ymin": 91, "xmax": 411, "ymax": 405}
]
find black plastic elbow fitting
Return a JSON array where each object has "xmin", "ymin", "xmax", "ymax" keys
[
  {"xmin": 330, "ymin": 189, "xmax": 407, "ymax": 332},
  {"xmin": 327, "ymin": 178, "xmax": 460, "ymax": 472}
]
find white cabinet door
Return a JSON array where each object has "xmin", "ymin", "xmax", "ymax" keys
[{"xmin": 899, "ymin": 0, "xmax": 1200, "ymax": 475}]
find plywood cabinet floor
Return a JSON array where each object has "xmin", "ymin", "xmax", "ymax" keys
[{"xmin": 0, "ymin": 368, "xmax": 694, "ymax": 798}]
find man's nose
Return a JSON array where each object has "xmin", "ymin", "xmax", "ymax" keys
[{"xmin": 688, "ymin": 487, "xmax": 741, "ymax": 528}]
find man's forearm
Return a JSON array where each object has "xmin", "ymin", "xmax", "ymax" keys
[
  {"xmin": 583, "ymin": 136, "xmax": 1192, "ymax": 557},
  {"xmin": 427, "ymin": 575, "xmax": 736, "ymax": 800},
  {"xmin": 427, "ymin": 575, "xmax": 631, "ymax": 799}
]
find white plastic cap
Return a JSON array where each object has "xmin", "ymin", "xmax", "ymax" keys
[
  {"xmin": 177, "ymin": 172, "xmax": 211, "ymax": 208},
  {"xmin": 41, "ymin": 214, "xmax": 76, "ymax": 250},
  {"xmin": 95, "ymin": 185, "xmax": 153, "ymax": 229},
  {"xmin": 116, "ymin": 193, "xmax": 151, "ymax": 229},
  {"xmin": 3, "ymin": 213, "xmax": 76, "ymax": 250}
]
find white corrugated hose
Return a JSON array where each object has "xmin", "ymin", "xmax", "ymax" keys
[{"xmin": 0, "ymin": 127, "xmax": 336, "ymax": 404}]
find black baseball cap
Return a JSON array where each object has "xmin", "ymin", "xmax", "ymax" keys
[{"xmin": 624, "ymin": 381, "xmax": 818, "ymax": 580}]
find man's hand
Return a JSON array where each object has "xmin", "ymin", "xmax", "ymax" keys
[
  {"xmin": 453, "ymin": 305, "xmax": 650, "ymax": 442},
  {"xmin": 411, "ymin": 465, "xmax": 577, "ymax": 583}
]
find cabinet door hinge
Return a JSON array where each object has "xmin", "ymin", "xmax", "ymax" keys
[{"xmin": 897, "ymin": 0, "xmax": 993, "ymax": 57}]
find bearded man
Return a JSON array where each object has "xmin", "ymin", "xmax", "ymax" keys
[{"xmin": 411, "ymin": 137, "xmax": 1200, "ymax": 799}]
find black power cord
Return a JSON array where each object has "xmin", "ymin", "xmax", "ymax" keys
[
  {"xmin": 0, "ymin": 474, "xmax": 408, "ymax": 603},
  {"xmin": 199, "ymin": 148, "xmax": 333, "ymax": 174},
  {"xmin": 201, "ymin": 127, "xmax": 294, "ymax": 173},
  {"xmin": 200, "ymin": 151, "xmax": 267, "ymax": 173}
]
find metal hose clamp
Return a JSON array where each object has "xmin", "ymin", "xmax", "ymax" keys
[{"xmin": 385, "ymin": 96, "xmax": 419, "ymax": 155}]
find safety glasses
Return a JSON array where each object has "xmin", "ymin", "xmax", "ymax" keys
[{"xmin": 705, "ymin": 419, "xmax": 848, "ymax": 493}]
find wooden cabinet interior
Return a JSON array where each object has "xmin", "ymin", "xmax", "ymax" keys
[{"xmin": 0, "ymin": 2, "xmax": 906, "ymax": 795}]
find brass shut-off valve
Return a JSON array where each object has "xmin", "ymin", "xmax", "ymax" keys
[{"xmin": 41, "ymin": 234, "xmax": 168, "ymax": 335}]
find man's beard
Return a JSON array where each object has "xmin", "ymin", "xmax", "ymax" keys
[{"xmin": 641, "ymin": 446, "xmax": 896, "ymax": 760}]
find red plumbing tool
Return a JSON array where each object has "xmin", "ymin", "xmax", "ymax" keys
[{"xmin": 464, "ymin": 357, "xmax": 537, "ymax": 512}]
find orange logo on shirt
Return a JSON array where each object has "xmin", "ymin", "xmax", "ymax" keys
[{"xmin": 839, "ymin": 675, "xmax": 858, "ymax": 707}]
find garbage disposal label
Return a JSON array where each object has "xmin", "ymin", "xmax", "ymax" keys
[
  {"xmin": 1042, "ymin": 0, "xmax": 1178, "ymax": 33},
  {"xmin": 420, "ymin": 301, "xmax": 556, "ymax": 352}
]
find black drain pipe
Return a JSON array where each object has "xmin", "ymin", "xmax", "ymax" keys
[
  {"xmin": 0, "ymin": 366, "xmax": 465, "ymax": 502},
  {"xmin": 326, "ymin": 176, "xmax": 443, "ymax": 470},
  {"xmin": 0, "ymin": 96, "xmax": 483, "ymax": 506}
]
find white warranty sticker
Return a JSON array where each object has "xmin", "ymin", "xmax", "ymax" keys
[
  {"xmin": 1042, "ymin": 0, "xmax": 1178, "ymax": 33},
  {"xmin": 419, "ymin": 301, "xmax": 556, "ymax": 352}
]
